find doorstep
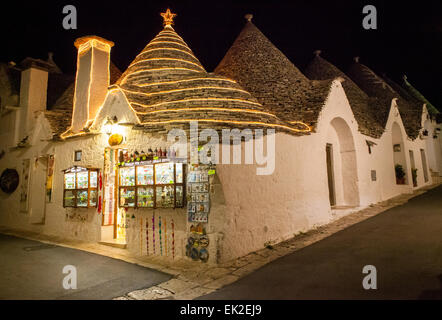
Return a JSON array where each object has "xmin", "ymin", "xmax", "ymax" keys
[{"xmin": 99, "ymin": 238, "xmax": 127, "ymax": 249}]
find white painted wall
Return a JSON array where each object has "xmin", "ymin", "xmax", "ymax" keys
[{"xmin": 0, "ymin": 79, "xmax": 439, "ymax": 264}]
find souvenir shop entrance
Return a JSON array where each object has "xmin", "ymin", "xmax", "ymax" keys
[{"xmin": 101, "ymin": 148, "xmax": 127, "ymax": 246}]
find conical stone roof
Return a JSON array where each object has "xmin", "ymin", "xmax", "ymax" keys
[
  {"xmin": 347, "ymin": 59, "xmax": 422, "ymax": 139},
  {"xmin": 215, "ymin": 18, "xmax": 332, "ymax": 129},
  {"xmin": 305, "ymin": 53, "xmax": 384, "ymax": 138},
  {"xmin": 402, "ymin": 75, "xmax": 439, "ymax": 116},
  {"xmin": 116, "ymin": 13, "xmax": 308, "ymax": 135}
]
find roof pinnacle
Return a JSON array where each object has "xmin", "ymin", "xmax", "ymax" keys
[{"xmin": 245, "ymin": 13, "xmax": 253, "ymax": 22}]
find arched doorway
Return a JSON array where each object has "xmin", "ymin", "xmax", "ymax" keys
[
  {"xmin": 325, "ymin": 117, "xmax": 360, "ymax": 207},
  {"xmin": 392, "ymin": 122, "xmax": 408, "ymax": 185}
]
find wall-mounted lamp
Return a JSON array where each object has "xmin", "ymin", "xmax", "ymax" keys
[
  {"xmin": 104, "ymin": 116, "xmax": 123, "ymax": 146},
  {"xmin": 103, "ymin": 116, "xmax": 118, "ymax": 136}
]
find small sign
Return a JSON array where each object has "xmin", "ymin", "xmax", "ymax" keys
[{"xmin": 208, "ymin": 169, "xmax": 215, "ymax": 175}]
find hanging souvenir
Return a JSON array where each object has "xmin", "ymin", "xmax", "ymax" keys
[
  {"xmin": 140, "ymin": 217, "xmax": 143, "ymax": 255},
  {"xmin": 190, "ymin": 247, "xmax": 199, "ymax": 261},
  {"xmin": 159, "ymin": 216, "xmax": 163, "ymax": 256},
  {"xmin": 152, "ymin": 213, "xmax": 156, "ymax": 254},
  {"xmin": 199, "ymin": 248, "xmax": 209, "ymax": 263},
  {"xmin": 171, "ymin": 219, "xmax": 175, "ymax": 260},
  {"xmin": 146, "ymin": 220, "xmax": 149, "ymax": 255},
  {"xmin": 199, "ymin": 235, "xmax": 209, "ymax": 248},
  {"xmin": 164, "ymin": 217, "xmax": 168, "ymax": 257}
]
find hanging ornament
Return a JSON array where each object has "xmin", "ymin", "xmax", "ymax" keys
[
  {"xmin": 171, "ymin": 219, "xmax": 175, "ymax": 260},
  {"xmin": 152, "ymin": 213, "xmax": 156, "ymax": 254},
  {"xmin": 97, "ymin": 195, "xmax": 102, "ymax": 213},
  {"xmin": 140, "ymin": 217, "xmax": 143, "ymax": 256},
  {"xmin": 159, "ymin": 216, "xmax": 163, "ymax": 256},
  {"xmin": 164, "ymin": 217, "xmax": 168, "ymax": 257},
  {"xmin": 146, "ymin": 221, "xmax": 149, "ymax": 255}
]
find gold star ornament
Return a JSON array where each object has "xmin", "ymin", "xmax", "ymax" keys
[{"xmin": 161, "ymin": 9, "xmax": 177, "ymax": 26}]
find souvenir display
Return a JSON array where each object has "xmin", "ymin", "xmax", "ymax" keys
[
  {"xmin": 187, "ymin": 165, "xmax": 210, "ymax": 223},
  {"xmin": 64, "ymin": 190, "xmax": 75, "ymax": 207},
  {"xmin": 199, "ymin": 235, "xmax": 209, "ymax": 248},
  {"xmin": 186, "ymin": 224, "xmax": 209, "ymax": 263},
  {"xmin": 64, "ymin": 172, "xmax": 76, "ymax": 189},
  {"xmin": 77, "ymin": 190, "xmax": 88, "ymax": 207},
  {"xmin": 137, "ymin": 187, "xmax": 154, "ymax": 207},
  {"xmin": 77, "ymin": 171, "xmax": 89, "ymax": 189},
  {"xmin": 20, "ymin": 159, "xmax": 30, "ymax": 212},
  {"xmin": 156, "ymin": 185, "xmax": 174, "ymax": 207},
  {"xmin": 176, "ymin": 186, "xmax": 184, "ymax": 207},
  {"xmin": 63, "ymin": 167, "xmax": 98, "ymax": 207},
  {"xmin": 119, "ymin": 167, "xmax": 135, "ymax": 186},
  {"xmin": 136, "ymin": 165, "xmax": 154, "ymax": 185},
  {"xmin": 120, "ymin": 188, "xmax": 135, "ymax": 207},
  {"xmin": 89, "ymin": 189, "xmax": 97, "ymax": 207},
  {"xmin": 190, "ymin": 247, "xmax": 199, "ymax": 261},
  {"xmin": 176, "ymin": 163, "xmax": 183, "ymax": 183},
  {"xmin": 155, "ymin": 163, "xmax": 174, "ymax": 184},
  {"xmin": 45, "ymin": 155, "xmax": 55, "ymax": 202},
  {"xmin": 89, "ymin": 171, "xmax": 98, "ymax": 188},
  {"xmin": 199, "ymin": 248, "xmax": 209, "ymax": 262},
  {"xmin": 117, "ymin": 156, "xmax": 184, "ymax": 208}
]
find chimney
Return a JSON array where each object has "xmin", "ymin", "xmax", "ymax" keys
[
  {"xmin": 19, "ymin": 58, "xmax": 50, "ymax": 139},
  {"xmin": 71, "ymin": 36, "xmax": 114, "ymax": 133}
]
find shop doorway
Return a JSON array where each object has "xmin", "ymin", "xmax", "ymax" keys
[
  {"xmin": 101, "ymin": 148, "xmax": 126, "ymax": 245},
  {"xmin": 326, "ymin": 143, "xmax": 336, "ymax": 206}
]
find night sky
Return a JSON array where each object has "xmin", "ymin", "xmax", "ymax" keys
[{"xmin": 1, "ymin": 0, "xmax": 441, "ymax": 109}]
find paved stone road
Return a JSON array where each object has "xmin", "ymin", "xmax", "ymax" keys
[
  {"xmin": 201, "ymin": 185, "xmax": 442, "ymax": 299},
  {"xmin": 0, "ymin": 234, "xmax": 171, "ymax": 299}
]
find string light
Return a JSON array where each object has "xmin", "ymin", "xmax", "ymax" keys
[
  {"xmin": 131, "ymin": 97, "xmax": 262, "ymax": 108},
  {"xmin": 134, "ymin": 77, "xmax": 238, "ymax": 87},
  {"xmin": 158, "ymin": 32, "xmax": 183, "ymax": 40},
  {"xmin": 145, "ymin": 41, "xmax": 195, "ymax": 52},
  {"xmin": 135, "ymin": 47, "xmax": 198, "ymax": 61},
  {"xmin": 135, "ymin": 106, "xmax": 280, "ymax": 118},
  {"xmin": 121, "ymin": 86, "xmax": 252, "ymax": 97},
  {"xmin": 139, "ymin": 118, "xmax": 311, "ymax": 133},
  {"xmin": 148, "ymin": 38, "xmax": 186, "ymax": 45},
  {"xmin": 128, "ymin": 57, "xmax": 204, "ymax": 70},
  {"xmin": 121, "ymin": 67, "xmax": 202, "ymax": 84}
]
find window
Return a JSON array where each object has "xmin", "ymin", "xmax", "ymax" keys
[
  {"xmin": 63, "ymin": 166, "xmax": 99, "ymax": 208},
  {"xmin": 119, "ymin": 162, "xmax": 185, "ymax": 209},
  {"xmin": 74, "ymin": 150, "xmax": 82, "ymax": 162}
]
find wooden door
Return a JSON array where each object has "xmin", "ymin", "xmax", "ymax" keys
[{"xmin": 326, "ymin": 144, "xmax": 336, "ymax": 206}]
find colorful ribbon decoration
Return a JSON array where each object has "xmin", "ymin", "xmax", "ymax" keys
[
  {"xmin": 152, "ymin": 213, "xmax": 156, "ymax": 254},
  {"xmin": 171, "ymin": 219, "xmax": 175, "ymax": 260},
  {"xmin": 146, "ymin": 220, "xmax": 149, "ymax": 255},
  {"xmin": 164, "ymin": 217, "xmax": 168, "ymax": 257},
  {"xmin": 159, "ymin": 216, "xmax": 163, "ymax": 256},
  {"xmin": 140, "ymin": 217, "xmax": 143, "ymax": 255}
]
